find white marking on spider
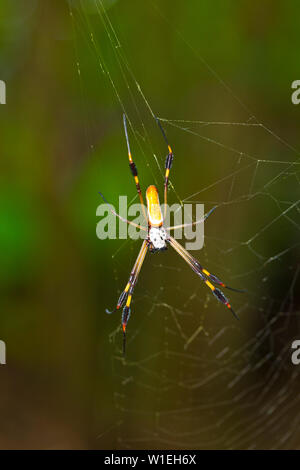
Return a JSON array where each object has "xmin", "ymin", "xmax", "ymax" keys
[{"xmin": 149, "ymin": 226, "xmax": 167, "ymax": 250}]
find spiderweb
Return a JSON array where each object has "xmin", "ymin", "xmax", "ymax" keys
[{"xmin": 69, "ymin": 0, "xmax": 300, "ymax": 449}]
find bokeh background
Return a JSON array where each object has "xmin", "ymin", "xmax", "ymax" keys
[{"xmin": 0, "ymin": 0, "xmax": 299, "ymax": 449}]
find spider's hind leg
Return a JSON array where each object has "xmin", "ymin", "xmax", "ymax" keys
[
  {"xmin": 106, "ymin": 240, "xmax": 148, "ymax": 354},
  {"xmin": 105, "ymin": 240, "xmax": 147, "ymax": 315},
  {"xmin": 200, "ymin": 269, "xmax": 245, "ymax": 293},
  {"xmin": 168, "ymin": 236, "xmax": 243, "ymax": 320}
]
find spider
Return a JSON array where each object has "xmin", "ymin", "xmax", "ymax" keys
[{"xmin": 102, "ymin": 114, "xmax": 244, "ymax": 353}]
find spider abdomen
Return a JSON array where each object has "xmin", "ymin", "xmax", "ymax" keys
[{"xmin": 146, "ymin": 185, "xmax": 163, "ymax": 227}]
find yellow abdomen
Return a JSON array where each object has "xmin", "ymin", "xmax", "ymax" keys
[{"xmin": 146, "ymin": 185, "xmax": 163, "ymax": 227}]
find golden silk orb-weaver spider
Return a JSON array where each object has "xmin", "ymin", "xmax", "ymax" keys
[{"xmin": 101, "ymin": 114, "xmax": 244, "ymax": 353}]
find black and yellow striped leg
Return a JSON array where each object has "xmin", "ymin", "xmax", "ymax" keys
[
  {"xmin": 169, "ymin": 236, "xmax": 244, "ymax": 293},
  {"xmin": 106, "ymin": 240, "xmax": 148, "ymax": 354},
  {"xmin": 163, "ymin": 149, "xmax": 174, "ymax": 218},
  {"xmin": 168, "ymin": 236, "xmax": 243, "ymax": 319},
  {"xmin": 121, "ymin": 240, "xmax": 148, "ymax": 354},
  {"xmin": 155, "ymin": 117, "xmax": 174, "ymax": 218},
  {"xmin": 106, "ymin": 240, "xmax": 147, "ymax": 315},
  {"xmin": 199, "ymin": 269, "xmax": 245, "ymax": 293},
  {"xmin": 123, "ymin": 114, "xmax": 147, "ymax": 222}
]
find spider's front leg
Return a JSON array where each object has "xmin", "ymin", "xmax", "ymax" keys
[{"xmin": 154, "ymin": 117, "xmax": 174, "ymax": 219}]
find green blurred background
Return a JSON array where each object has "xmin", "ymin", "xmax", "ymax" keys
[{"xmin": 0, "ymin": 0, "xmax": 299, "ymax": 449}]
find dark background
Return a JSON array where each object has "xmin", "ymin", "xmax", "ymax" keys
[{"xmin": 0, "ymin": 0, "xmax": 299, "ymax": 449}]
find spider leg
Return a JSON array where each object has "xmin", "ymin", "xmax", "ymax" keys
[
  {"xmin": 169, "ymin": 236, "xmax": 245, "ymax": 293},
  {"xmin": 123, "ymin": 114, "xmax": 147, "ymax": 222},
  {"xmin": 121, "ymin": 240, "xmax": 148, "ymax": 354},
  {"xmin": 106, "ymin": 240, "xmax": 148, "ymax": 354},
  {"xmin": 167, "ymin": 206, "xmax": 217, "ymax": 231},
  {"xmin": 106, "ymin": 239, "xmax": 148, "ymax": 314},
  {"xmin": 99, "ymin": 191, "xmax": 146, "ymax": 231},
  {"xmin": 155, "ymin": 116, "xmax": 174, "ymax": 219},
  {"xmin": 168, "ymin": 236, "xmax": 243, "ymax": 319}
]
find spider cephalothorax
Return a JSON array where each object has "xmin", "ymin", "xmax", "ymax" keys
[
  {"xmin": 104, "ymin": 114, "xmax": 244, "ymax": 354},
  {"xmin": 148, "ymin": 226, "xmax": 168, "ymax": 252}
]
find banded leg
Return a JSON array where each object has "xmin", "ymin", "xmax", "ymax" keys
[
  {"xmin": 106, "ymin": 240, "xmax": 148, "ymax": 314},
  {"xmin": 123, "ymin": 114, "xmax": 147, "ymax": 222},
  {"xmin": 155, "ymin": 117, "xmax": 174, "ymax": 219},
  {"xmin": 106, "ymin": 240, "xmax": 148, "ymax": 354},
  {"xmin": 169, "ymin": 236, "xmax": 243, "ymax": 319},
  {"xmin": 121, "ymin": 240, "xmax": 148, "ymax": 354}
]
